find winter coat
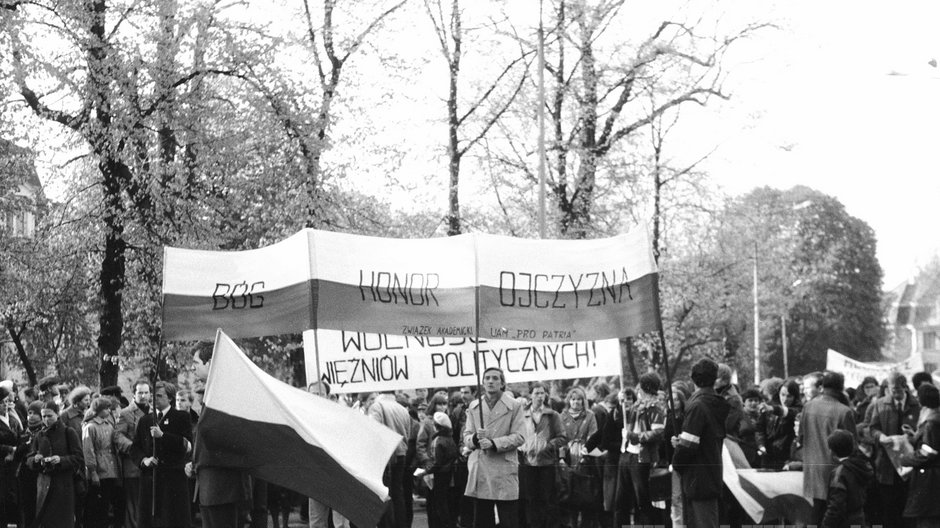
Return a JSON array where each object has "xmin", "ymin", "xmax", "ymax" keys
[
  {"xmin": 83, "ymin": 416, "xmax": 121, "ymax": 480},
  {"xmin": 822, "ymin": 453, "xmax": 872, "ymax": 528},
  {"xmin": 133, "ymin": 408, "xmax": 193, "ymax": 528},
  {"xmin": 416, "ymin": 415, "xmax": 437, "ymax": 468},
  {"xmin": 901, "ymin": 408, "xmax": 940, "ymax": 519},
  {"xmin": 26, "ymin": 420, "xmax": 84, "ymax": 528},
  {"xmin": 863, "ymin": 392, "xmax": 920, "ymax": 484},
  {"xmin": 60, "ymin": 406, "xmax": 85, "ymax": 437},
  {"xmin": 800, "ymin": 389, "xmax": 857, "ymax": 501},
  {"xmin": 462, "ymin": 392, "xmax": 525, "ymax": 500},
  {"xmin": 114, "ymin": 402, "xmax": 148, "ymax": 479},
  {"xmin": 561, "ymin": 409, "xmax": 597, "ymax": 465},
  {"xmin": 758, "ymin": 402, "xmax": 799, "ymax": 469},
  {"xmin": 521, "ymin": 407, "xmax": 566, "ymax": 467},
  {"xmin": 622, "ymin": 398, "xmax": 667, "ymax": 465},
  {"xmin": 672, "ymin": 388, "xmax": 730, "ymax": 500}
]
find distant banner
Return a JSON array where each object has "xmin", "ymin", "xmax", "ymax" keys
[
  {"xmin": 303, "ymin": 330, "xmax": 622, "ymax": 394},
  {"xmin": 825, "ymin": 349, "xmax": 925, "ymax": 389},
  {"xmin": 163, "ymin": 228, "xmax": 660, "ymax": 342}
]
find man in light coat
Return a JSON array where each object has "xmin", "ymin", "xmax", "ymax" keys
[
  {"xmin": 800, "ymin": 370, "xmax": 856, "ymax": 526},
  {"xmin": 462, "ymin": 367, "xmax": 525, "ymax": 528},
  {"xmin": 114, "ymin": 379, "xmax": 152, "ymax": 528}
]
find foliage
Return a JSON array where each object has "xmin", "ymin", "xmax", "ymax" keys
[{"xmin": 661, "ymin": 186, "xmax": 885, "ymax": 384}]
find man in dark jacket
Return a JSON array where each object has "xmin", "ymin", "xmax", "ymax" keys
[
  {"xmin": 822, "ymin": 430, "xmax": 872, "ymax": 528},
  {"xmin": 672, "ymin": 358, "xmax": 730, "ymax": 528},
  {"xmin": 863, "ymin": 371, "xmax": 920, "ymax": 528}
]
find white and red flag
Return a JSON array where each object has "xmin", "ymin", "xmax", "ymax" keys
[{"xmin": 197, "ymin": 330, "xmax": 401, "ymax": 528}]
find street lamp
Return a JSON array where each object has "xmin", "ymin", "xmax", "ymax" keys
[{"xmin": 750, "ymin": 200, "xmax": 812, "ymax": 386}]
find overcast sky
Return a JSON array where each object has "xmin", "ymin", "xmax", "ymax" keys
[{"xmin": 693, "ymin": 0, "xmax": 940, "ymax": 288}]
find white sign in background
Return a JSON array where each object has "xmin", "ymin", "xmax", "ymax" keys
[
  {"xmin": 303, "ymin": 330, "xmax": 622, "ymax": 394},
  {"xmin": 825, "ymin": 348, "xmax": 925, "ymax": 389}
]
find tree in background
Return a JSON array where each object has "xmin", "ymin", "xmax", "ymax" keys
[{"xmin": 663, "ymin": 186, "xmax": 884, "ymax": 382}]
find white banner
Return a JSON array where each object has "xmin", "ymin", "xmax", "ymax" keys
[
  {"xmin": 303, "ymin": 330, "xmax": 622, "ymax": 394},
  {"xmin": 825, "ymin": 349, "xmax": 924, "ymax": 389}
]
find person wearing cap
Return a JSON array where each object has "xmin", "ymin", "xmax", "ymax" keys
[
  {"xmin": 463, "ymin": 367, "xmax": 526, "ymax": 528},
  {"xmin": 424, "ymin": 411, "xmax": 458, "ymax": 528},
  {"xmin": 83, "ymin": 397, "xmax": 121, "ymax": 528},
  {"xmin": 37, "ymin": 376, "xmax": 59, "ymax": 404},
  {"xmin": 0, "ymin": 384, "xmax": 24, "ymax": 528},
  {"xmin": 61, "ymin": 386, "xmax": 92, "ymax": 435}
]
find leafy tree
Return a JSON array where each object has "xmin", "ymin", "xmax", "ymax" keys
[{"xmin": 664, "ymin": 186, "xmax": 885, "ymax": 383}]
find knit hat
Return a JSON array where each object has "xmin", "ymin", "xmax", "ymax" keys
[{"xmin": 433, "ymin": 411, "xmax": 452, "ymax": 430}]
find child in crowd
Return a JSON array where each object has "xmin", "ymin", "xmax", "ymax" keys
[
  {"xmin": 822, "ymin": 430, "xmax": 872, "ymax": 528},
  {"xmin": 426, "ymin": 411, "xmax": 459, "ymax": 528}
]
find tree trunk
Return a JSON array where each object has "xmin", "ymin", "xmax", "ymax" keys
[
  {"xmin": 5, "ymin": 322, "xmax": 36, "ymax": 386},
  {"xmin": 446, "ymin": 49, "xmax": 461, "ymax": 235},
  {"xmin": 97, "ymin": 157, "xmax": 126, "ymax": 388}
]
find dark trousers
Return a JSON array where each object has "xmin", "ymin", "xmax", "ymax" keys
[
  {"xmin": 520, "ymin": 465, "xmax": 558, "ymax": 528},
  {"xmin": 455, "ymin": 460, "xmax": 473, "ymax": 528},
  {"xmin": 201, "ymin": 503, "xmax": 239, "ymax": 528},
  {"xmin": 812, "ymin": 498, "xmax": 827, "ymax": 528},
  {"xmin": 687, "ymin": 498, "xmax": 719, "ymax": 528},
  {"xmin": 427, "ymin": 471, "xmax": 455, "ymax": 528},
  {"xmin": 613, "ymin": 453, "xmax": 635, "ymax": 527},
  {"xmin": 472, "ymin": 499, "xmax": 518, "ymax": 528},
  {"xmin": 879, "ymin": 479, "xmax": 910, "ymax": 528},
  {"xmin": 623, "ymin": 455, "xmax": 659, "ymax": 525},
  {"xmin": 85, "ymin": 479, "xmax": 121, "ymax": 528},
  {"xmin": 380, "ymin": 455, "xmax": 407, "ymax": 528}
]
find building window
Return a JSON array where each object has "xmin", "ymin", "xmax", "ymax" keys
[{"xmin": 925, "ymin": 331, "xmax": 937, "ymax": 351}]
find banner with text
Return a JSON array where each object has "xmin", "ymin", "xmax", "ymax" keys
[
  {"xmin": 163, "ymin": 228, "xmax": 659, "ymax": 342},
  {"xmin": 825, "ymin": 349, "xmax": 925, "ymax": 389},
  {"xmin": 303, "ymin": 330, "xmax": 622, "ymax": 394}
]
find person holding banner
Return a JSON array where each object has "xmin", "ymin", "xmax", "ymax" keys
[{"xmin": 462, "ymin": 367, "xmax": 525, "ymax": 528}]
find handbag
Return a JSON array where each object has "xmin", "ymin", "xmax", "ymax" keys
[
  {"xmin": 557, "ymin": 457, "xmax": 603, "ymax": 510},
  {"xmin": 648, "ymin": 465, "xmax": 671, "ymax": 502}
]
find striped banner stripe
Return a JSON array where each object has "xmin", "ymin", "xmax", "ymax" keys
[{"xmin": 162, "ymin": 228, "xmax": 659, "ymax": 342}]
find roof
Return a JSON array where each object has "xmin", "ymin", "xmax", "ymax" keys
[
  {"xmin": 888, "ymin": 270, "xmax": 940, "ymax": 326},
  {"xmin": 0, "ymin": 138, "xmax": 42, "ymax": 190}
]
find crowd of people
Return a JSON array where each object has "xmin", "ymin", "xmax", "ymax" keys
[{"xmin": 0, "ymin": 357, "xmax": 938, "ymax": 528}]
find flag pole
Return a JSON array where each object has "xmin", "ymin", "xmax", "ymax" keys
[
  {"xmin": 151, "ymin": 335, "xmax": 163, "ymax": 518},
  {"xmin": 312, "ymin": 328, "xmax": 324, "ymax": 395},
  {"xmin": 537, "ymin": 0, "xmax": 547, "ymax": 238},
  {"xmin": 472, "ymin": 235, "xmax": 484, "ymax": 427}
]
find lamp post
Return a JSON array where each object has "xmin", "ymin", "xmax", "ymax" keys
[
  {"xmin": 748, "ymin": 201, "xmax": 811, "ymax": 386},
  {"xmin": 752, "ymin": 240, "xmax": 760, "ymax": 386}
]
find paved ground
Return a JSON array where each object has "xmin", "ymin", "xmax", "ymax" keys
[{"xmin": 278, "ymin": 498, "xmax": 429, "ymax": 528}]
